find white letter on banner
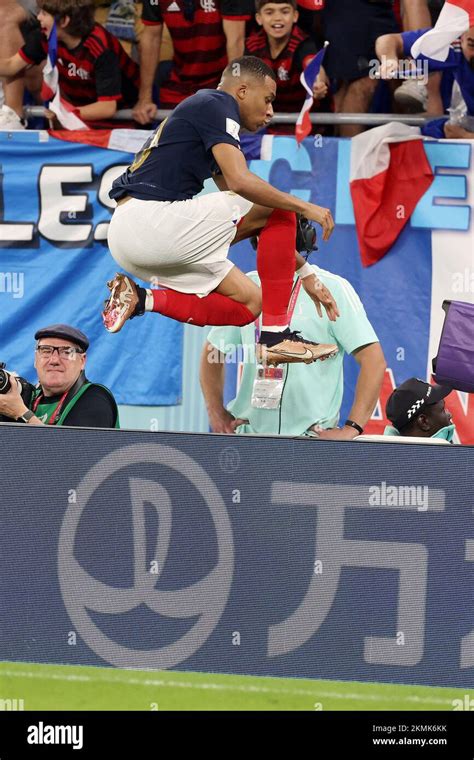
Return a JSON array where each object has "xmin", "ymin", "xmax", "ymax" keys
[
  {"xmin": 0, "ymin": 169, "xmax": 34, "ymax": 242},
  {"xmin": 94, "ymin": 165, "xmax": 129, "ymax": 241},
  {"xmin": 267, "ymin": 482, "xmax": 445, "ymax": 665},
  {"xmin": 38, "ymin": 165, "xmax": 92, "ymax": 242}
]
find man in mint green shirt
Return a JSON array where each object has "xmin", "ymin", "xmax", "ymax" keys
[{"xmin": 200, "ymin": 265, "xmax": 386, "ymax": 440}]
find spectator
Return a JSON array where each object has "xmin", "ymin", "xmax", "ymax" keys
[
  {"xmin": 319, "ymin": 0, "xmax": 399, "ymax": 137},
  {"xmin": 394, "ymin": 0, "xmax": 432, "ymax": 111},
  {"xmin": 0, "ymin": 0, "xmax": 140, "ymax": 127},
  {"xmin": 384, "ymin": 377, "xmax": 456, "ymax": 442},
  {"xmin": 0, "ymin": 324, "xmax": 119, "ymax": 427},
  {"xmin": 200, "ymin": 265, "xmax": 386, "ymax": 439},
  {"xmin": 244, "ymin": 0, "xmax": 329, "ymax": 131},
  {"xmin": 0, "ymin": 0, "xmax": 42, "ymax": 128},
  {"xmin": 133, "ymin": 0, "xmax": 254, "ymax": 125},
  {"xmin": 376, "ymin": 23, "xmax": 474, "ymax": 138}
]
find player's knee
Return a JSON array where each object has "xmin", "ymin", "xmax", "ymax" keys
[{"xmin": 266, "ymin": 209, "xmax": 297, "ymax": 229}]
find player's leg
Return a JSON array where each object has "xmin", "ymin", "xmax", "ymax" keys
[
  {"xmin": 233, "ymin": 204, "xmax": 337, "ymax": 364},
  {"xmin": 103, "ymin": 193, "xmax": 260, "ymax": 331},
  {"xmin": 103, "ymin": 267, "xmax": 259, "ymax": 332}
]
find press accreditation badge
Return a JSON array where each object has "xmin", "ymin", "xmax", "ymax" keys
[{"xmin": 251, "ymin": 364, "xmax": 285, "ymax": 410}]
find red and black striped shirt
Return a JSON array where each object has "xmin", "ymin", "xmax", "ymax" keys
[
  {"xmin": 245, "ymin": 25, "xmax": 317, "ymax": 113},
  {"xmin": 20, "ymin": 23, "xmax": 139, "ymax": 109},
  {"xmin": 142, "ymin": 0, "xmax": 253, "ymax": 107}
]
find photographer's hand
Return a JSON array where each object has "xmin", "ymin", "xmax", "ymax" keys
[{"xmin": 0, "ymin": 375, "xmax": 41, "ymax": 424}]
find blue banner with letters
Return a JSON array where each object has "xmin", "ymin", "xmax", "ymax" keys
[
  {"xmin": 0, "ymin": 132, "xmax": 183, "ymax": 406},
  {"xmin": 1, "ymin": 424, "xmax": 473, "ymax": 687}
]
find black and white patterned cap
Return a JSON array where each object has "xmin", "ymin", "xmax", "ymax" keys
[{"xmin": 386, "ymin": 377, "xmax": 452, "ymax": 431}]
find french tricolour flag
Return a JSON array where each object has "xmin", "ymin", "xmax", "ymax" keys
[
  {"xmin": 411, "ymin": 0, "xmax": 474, "ymax": 61},
  {"xmin": 41, "ymin": 22, "xmax": 87, "ymax": 130},
  {"xmin": 295, "ymin": 42, "xmax": 328, "ymax": 145},
  {"xmin": 349, "ymin": 123, "xmax": 434, "ymax": 267}
]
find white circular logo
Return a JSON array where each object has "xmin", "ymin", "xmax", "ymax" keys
[{"xmin": 58, "ymin": 444, "xmax": 234, "ymax": 669}]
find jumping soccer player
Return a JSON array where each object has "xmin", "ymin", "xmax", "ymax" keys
[{"xmin": 103, "ymin": 55, "xmax": 340, "ymax": 364}]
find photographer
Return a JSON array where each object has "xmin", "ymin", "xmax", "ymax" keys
[{"xmin": 0, "ymin": 324, "xmax": 119, "ymax": 428}]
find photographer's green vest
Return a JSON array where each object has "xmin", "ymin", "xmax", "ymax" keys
[{"xmin": 30, "ymin": 373, "xmax": 119, "ymax": 428}]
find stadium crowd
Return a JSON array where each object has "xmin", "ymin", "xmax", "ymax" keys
[{"xmin": 0, "ymin": 0, "xmax": 470, "ymax": 138}]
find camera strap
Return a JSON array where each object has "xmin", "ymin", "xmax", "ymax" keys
[{"xmin": 32, "ymin": 373, "xmax": 88, "ymax": 425}]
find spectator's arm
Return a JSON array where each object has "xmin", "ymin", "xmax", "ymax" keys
[
  {"xmin": 223, "ymin": 19, "xmax": 246, "ymax": 61},
  {"xmin": 200, "ymin": 340, "xmax": 247, "ymax": 433},
  {"xmin": 133, "ymin": 23, "xmax": 163, "ymax": 124},
  {"xmin": 76, "ymin": 99, "xmax": 118, "ymax": 121},
  {"xmin": 426, "ymin": 71, "xmax": 444, "ymax": 116},
  {"xmin": 346, "ymin": 342, "xmax": 387, "ymax": 429},
  {"xmin": 400, "ymin": 0, "xmax": 431, "ymax": 31},
  {"xmin": 444, "ymin": 123, "xmax": 474, "ymax": 139},
  {"xmin": 318, "ymin": 343, "xmax": 386, "ymax": 440},
  {"xmin": 375, "ymin": 33, "xmax": 404, "ymax": 78},
  {"xmin": 0, "ymin": 53, "xmax": 27, "ymax": 78}
]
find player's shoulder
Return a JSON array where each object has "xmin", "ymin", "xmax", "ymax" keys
[{"xmin": 176, "ymin": 89, "xmax": 240, "ymax": 122}]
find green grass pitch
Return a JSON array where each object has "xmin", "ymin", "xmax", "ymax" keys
[{"xmin": 0, "ymin": 661, "xmax": 470, "ymax": 711}]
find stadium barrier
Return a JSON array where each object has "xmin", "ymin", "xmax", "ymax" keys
[
  {"xmin": 23, "ymin": 106, "xmax": 435, "ymax": 126},
  {"xmin": 1, "ymin": 422, "xmax": 472, "ymax": 687}
]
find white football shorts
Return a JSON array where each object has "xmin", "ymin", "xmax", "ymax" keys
[{"xmin": 107, "ymin": 191, "xmax": 253, "ymax": 297}]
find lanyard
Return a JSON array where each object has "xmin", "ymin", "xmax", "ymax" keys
[
  {"xmin": 255, "ymin": 279, "xmax": 302, "ymax": 343},
  {"xmin": 32, "ymin": 389, "xmax": 69, "ymax": 425}
]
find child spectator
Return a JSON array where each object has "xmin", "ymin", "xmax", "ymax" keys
[
  {"xmin": 0, "ymin": 0, "xmax": 42, "ymax": 128},
  {"xmin": 0, "ymin": 0, "xmax": 139, "ymax": 127},
  {"xmin": 133, "ymin": 0, "xmax": 253, "ymax": 125},
  {"xmin": 245, "ymin": 0, "xmax": 329, "ymax": 132}
]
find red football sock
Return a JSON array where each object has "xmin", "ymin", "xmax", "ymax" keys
[
  {"xmin": 257, "ymin": 209, "xmax": 296, "ymax": 328},
  {"xmin": 151, "ymin": 289, "xmax": 255, "ymax": 327}
]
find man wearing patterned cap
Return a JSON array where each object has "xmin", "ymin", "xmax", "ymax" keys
[
  {"xmin": 0, "ymin": 324, "xmax": 118, "ymax": 428},
  {"xmin": 384, "ymin": 377, "xmax": 456, "ymax": 442}
]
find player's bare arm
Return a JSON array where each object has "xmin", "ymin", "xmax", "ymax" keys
[{"xmin": 212, "ymin": 142, "xmax": 335, "ymax": 241}]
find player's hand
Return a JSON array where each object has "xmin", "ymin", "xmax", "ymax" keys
[
  {"xmin": 209, "ymin": 408, "xmax": 248, "ymax": 434},
  {"xmin": 304, "ymin": 203, "xmax": 334, "ymax": 241},
  {"xmin": 132, "ymin": 99, "xmax": 158, "ymax": 125},
  {"xmin": 301, "ymin": 273, "xmax": 340, "ymax": 322},
  {"xmin": 379, "ymin": 57, "xmax": 399, "ymax": 79}
]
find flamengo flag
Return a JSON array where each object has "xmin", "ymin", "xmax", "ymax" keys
[
  {"xmin": 41, "ymin": 22, "xmax": 88, "ymax": 130},
  {"xmin": 295, "ymin": 42, "xmax": 328, "ymax": 144},
  {"xmin": 411, "ymin": 0, "xmax": 474, "ymax": 61},
  {"xmin": 350, "ymin": 123, "xmax": 434, "ymax": 267}
]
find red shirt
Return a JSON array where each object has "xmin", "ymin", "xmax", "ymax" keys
[
  {"xmin": 245, "ymin": 26, "xmax": 317, "ymax": 112},
  {"xmin": 141, "ymin": 0, "xmax": 253, "ymax": 107},
  {"xmin": 20, "ymin": 23, "xmax": 139, "ymax": 109}
]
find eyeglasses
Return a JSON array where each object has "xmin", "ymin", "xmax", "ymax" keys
[{"xmin": 36, "ymin": 345, "xmax": 85, "ymax": 359}]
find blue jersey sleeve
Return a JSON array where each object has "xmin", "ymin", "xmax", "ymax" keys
[
  {"xmin": 192, "ymin": 95, "xmax": 242, "ymax": 153},
  {"xmin": 402, "ymin": 28, "xmax": 459, "ymax": 70}
]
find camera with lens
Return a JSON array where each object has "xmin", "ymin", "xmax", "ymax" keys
[{"xmin": 0, "ymin": 363, "xmax": 36, "ymax": 421}]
